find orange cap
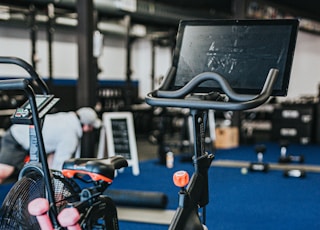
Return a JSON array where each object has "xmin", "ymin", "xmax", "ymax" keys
[{"xmin": 173, "ymin": 170, "xmax": 189, "ymax": 187}]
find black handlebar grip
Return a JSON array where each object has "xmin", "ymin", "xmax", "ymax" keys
[
  {"xmin": 0, "ymin": 79, "xmax": 29, "ymax": 91},
  {"xmin": 156, "ymin": 68, "xmax": 278, "ymax": 102}
]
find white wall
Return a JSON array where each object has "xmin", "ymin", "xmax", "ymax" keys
[
  {"xmin": 0, "ymin": 25, "xmax": 172, "ymax": 99},
  {"xmin": 0, "ymin": 28, "xmax": 33, "ymax": 77},
  {"xmin": 287, "ymin": 30, "xmax": 320, "ymax": 99},
  {"xmin": 0, "ymin": 25, "xmax": 319, "ymax": 100},
  {"xmin": 98, "ymin": 34, "xmax": 126, "ymax": 79}
]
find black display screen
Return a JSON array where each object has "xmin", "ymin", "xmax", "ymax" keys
[
  {"xmin": 111, "ymin": 118, "xmax": 131, "ymax": 160},
  {"xmin": 170, "ymin": 19, "xmax": 299, "ymax": 96}
]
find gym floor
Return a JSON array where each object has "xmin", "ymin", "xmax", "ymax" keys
[
  {"xmin": 1, "ymin": 134, "xmax": 320, "ymax": 229},
  {"xmin": 113, "ymin": 141, "xmax": 320, "ymax": 230}
]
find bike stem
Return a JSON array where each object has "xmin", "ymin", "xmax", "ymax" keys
[{"xmin": 189, "ymin": 109, "xmax": 214, "ymax": 213}]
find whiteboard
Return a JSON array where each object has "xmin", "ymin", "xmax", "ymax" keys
[{"xmin": 97, "ymin": 112, "xmax": 140, "ymax": 175}]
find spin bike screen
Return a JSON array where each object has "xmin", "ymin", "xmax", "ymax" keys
[{"xmin": 169, "ymin": 19, "xmax": 299, "ymax": 96}]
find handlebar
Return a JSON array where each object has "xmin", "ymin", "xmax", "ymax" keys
[
  {"xmin": 0, "ymin": 56, "xmax": 49, "ymax": 95},
  {"xmin": 145, "ymin": 68, "xmax": 279, "ymax": 111},
  {"xmin": 0, "ymin": 78, "xmax": 30, "ymax": 91},
  {"xmin": 0, "ymin": 79, "xmax": 37, "ymax": 115}
]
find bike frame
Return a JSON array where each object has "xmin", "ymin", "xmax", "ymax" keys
[
  {"xmin": 0, "ymin": 57, "xmax": 60, "ymax": 227},
  {"xmin": 0, "ymin": 57, "xmax": 123, "ymax": 229},
  {"xmin": 146, "ymin": 69, "xmax": 279, "ymax": 229},
  {"xmin": 169, "ymin": 109, "xmax": 214, "ymax": 230}
]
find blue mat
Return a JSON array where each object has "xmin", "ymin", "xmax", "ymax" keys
[
  {"xmin": 1, "ymin": 142, "xmax": 320, "ymax": 229},
  {"xmin": 112, "ymin": 142, "xmax": 320, "ymax": 229}
]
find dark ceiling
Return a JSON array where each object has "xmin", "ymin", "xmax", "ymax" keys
[
  {"xmin": 3, "ymin": 0, "xmax": 320, "ymax": 21},
  {"xmin": 158, "ymin": 0, "xmax": 320, "ymax": 21},
  {"xmin": 1, "ymin": 0, "xmax": 320, "ymax": 31},
  {"xmin": 264, "ymin": 0, "xmax": 320, "ymax": 17},
  {"xmin": 158, "ymin": 0, "xmax": 233, "ymax": 12}
]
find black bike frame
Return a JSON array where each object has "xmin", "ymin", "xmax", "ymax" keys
[
  {"xmin": 146, "ymin": 69, "xmax": 279, "ymax": 229},
  {"xmin": 0, "ymin": 57, "xmax": 59, "ymax": 227}
]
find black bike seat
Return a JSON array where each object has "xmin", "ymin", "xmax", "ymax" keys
[{"xmin": 62, "ymin": 155, "xmax": 128, "ymax": 183}]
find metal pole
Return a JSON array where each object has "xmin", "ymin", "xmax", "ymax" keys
[{"xmin": 76, "ymin": 0, "xmax": 97, "ymax": 158}]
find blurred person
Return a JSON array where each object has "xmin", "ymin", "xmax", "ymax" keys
[{"xmin": 0, "ymin": 107, "xmax": 101, "ymax": 184}]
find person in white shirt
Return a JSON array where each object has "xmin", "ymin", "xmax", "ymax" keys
[{"xmin": 0, "ymin": 107, "xmax": 101, "ymax": 184}]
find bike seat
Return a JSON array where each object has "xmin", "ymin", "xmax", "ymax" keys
[{"xmin": 61, "ymin": 155, "xmax": 128, "ymax": 183}]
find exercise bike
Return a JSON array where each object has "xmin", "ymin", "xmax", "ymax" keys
[
  {"xmin": 145, "ymin": 68, "xmax": 279, "ymax": 229},
  {"xmin": 0, "ymin": 57, "xmax": 128, "ymax": 229}
]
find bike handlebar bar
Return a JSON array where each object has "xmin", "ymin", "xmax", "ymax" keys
[
  {"xmin": 145, "ymin": 68, "xmax": 279, "ymax": 111},
  {"xmin": 0, "ymin": 78, "xmax": 30, "ymax": 91},
  {"xmin": 0, "ymin": 56, "xmax": 49, "ymax": 95},
  {"xmin": 0, "ymin": 79, "xmax": 37, "ymax": 112}
]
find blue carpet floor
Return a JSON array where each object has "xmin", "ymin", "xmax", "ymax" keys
[
  {"xmin": 112, "ymin": 142, "xmax": 320, "ymax": 230},
  {"xmin": 1, "ymin": 142, "xmax": 320, "ymax": 229}
]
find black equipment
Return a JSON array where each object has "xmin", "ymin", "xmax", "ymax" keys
[
  {"xmin": 278, "ymin": 140, "xmax": 306, "ymax": 178},
  {"xmin": 249, "ymin": 145, "xmax": 269, "ymax": 172},
  {"xmin": 146, "ymin": 18, "xmax": 299, "ymax": 229},
  {"xmin": 278, "ymin": 140, "xmax": 304, "ymax": 164},
  {"xmin": 0, "ymin": 57, "xmax": 128, "ymax": 229},
  {"xmin": 166, "ymin": 19, "xmax": 298, "ymax": 96}
]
